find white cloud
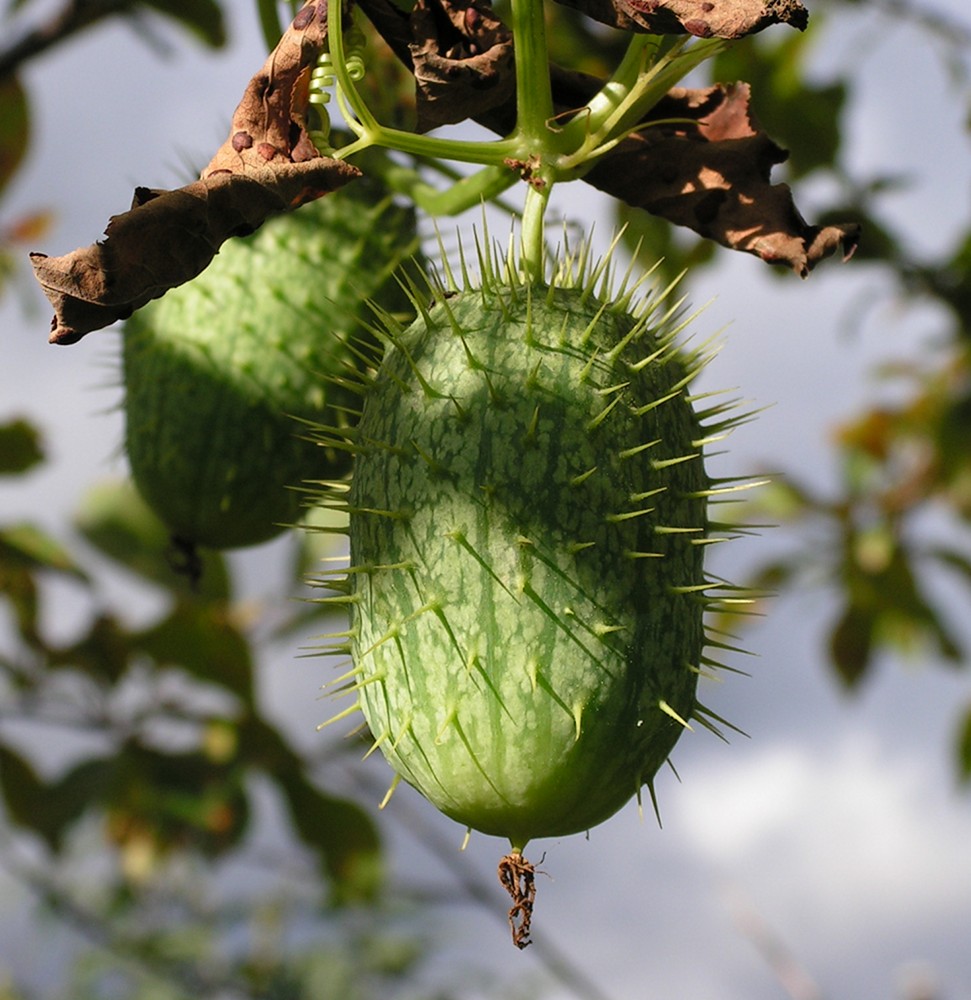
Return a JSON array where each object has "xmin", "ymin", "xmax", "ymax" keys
[{"xmin": 674, "ymin": 733, "xmax": 971, "ymax": 945}]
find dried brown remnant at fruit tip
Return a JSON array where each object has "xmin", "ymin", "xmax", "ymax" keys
[
  {"xmin": 167, "ymin": 536, "xmax": 204, "ymax": 590},
  {"xmin": 498, "ymin": 852, "xmax": 537, "ymax": 950},
  {"xmin": 31, "ymin": 0, "xmax": 361, "ymax": 346}
]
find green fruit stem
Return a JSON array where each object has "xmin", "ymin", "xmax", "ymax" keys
[
  {"xmin": 520, "ymin": 182, "xmax": 551, "ymax": 283},
  {"xmin": 508, "ymin": 0, "xmax": 555, "ymax": 146},
  {"xmin": 508, "ymin": 0, "xmax": 556, "ymax": 280}
]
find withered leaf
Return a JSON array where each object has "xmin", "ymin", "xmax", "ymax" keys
[
  {"xmin": 553, "ymin": 0, "xmax": 808, "ymax": 38},
  {"xmin": 31, "ymin": 162, "xmax": 358, "ymax": 346},
  {"xmin": 356, "ymin": 0, "xmax": 857, "ymax": 274},
  {"xmin": 409, "ymin": 0, "xmax": 514, "ymax": 132},
  {"xmin": 32, "ymin": 1, "xmax": 361, "ymax": 346},
  {"xmin": 585, "ymin": 83, "xmax": 859, "ymax": 275}
]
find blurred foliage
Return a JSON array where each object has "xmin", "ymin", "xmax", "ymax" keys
[
  {"xmin": 0, "ymin": 74, "xmax": 40, "ymax": 299},
  {"xmin": 1, "ymin": 0, "xmax": 227, "ymax": 51},
  {"xmin": 0, "ymin": 431, "xmax": 386, "ymax": 980},
  {"xmin": 0, "ymin": 419, "xmax": 43, "ymax": 476},
  {"xmin": 0, "ymin": 459, "xmax": 383, "ymax": 879},
  {"xmin": 726, "ymin": 12, "xmax": 971, "ymax": 778},
  {"xmin": 0, "ymin": 439, "xmax": 496, "ymax": 997},
  {"xmin": 0, "ymin": 76, "xmax": 27, "ymax": 198}
]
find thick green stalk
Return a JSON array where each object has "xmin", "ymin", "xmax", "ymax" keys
[
  {"xmin": 505, "ymin": 0, "xmax": 561, "ymax": 279},
  {"xmin": 507, "ymin": 0, "xmax": 555, "ymax": 144},
  {"xmin": 520, "ymin": 181, "xmax": 551, "ymax": 282},
  {"xmin": 376, "ymin": 161, "xmax": 520, "ymax": 217}
]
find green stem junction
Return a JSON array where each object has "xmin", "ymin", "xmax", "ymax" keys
[{"xmin": 324, "ymin": 0, "xmax": 725, "ymax": 279}]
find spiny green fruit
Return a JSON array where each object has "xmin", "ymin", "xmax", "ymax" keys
[
  {"xmin": 318, "ymin": 250, "xmax": 747, "ymax": 862},
  {"xmin": 122, "ymin": 178, "xmax": 420, "ymax": 551}
]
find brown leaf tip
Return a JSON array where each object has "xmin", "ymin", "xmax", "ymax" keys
[{"xmin": 564, "ymin": 0, "xmax": 809, "ymax": 39}]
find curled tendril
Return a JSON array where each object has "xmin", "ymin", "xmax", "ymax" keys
[
  {"xmin": 308, "ymin": 26, "xmax": 368, "ymax": 151},
  {"xmin": 343, "ymin": 27, "xmax": 368, "ymax": 81},
  {"xmin": 308, "ymin": 58, "xmax": 335, "ymax": 151}
]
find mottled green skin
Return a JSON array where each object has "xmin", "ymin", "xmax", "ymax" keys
[
  {"xmin": 124, "ymin": 181, "xmax": 417, "ymax": 549},
  {"xmin": 349, "ymin": 286, "xmax": 709, "ymax": 847}
]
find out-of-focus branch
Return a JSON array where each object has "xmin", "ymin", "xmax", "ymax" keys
[
  {"xmin": 726, "ymin": 886, "xmax": 825, "ymax": 1000},
  {"xmin": 0, "ymin": 857, "xmax": 258, "ymax": 997},
  {"xmin": 0, "ymin": 0, "xmax": 140, "ymax": 81}
]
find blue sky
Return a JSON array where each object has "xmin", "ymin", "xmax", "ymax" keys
[{"xmin": 2, "ymin": 2, "xmax": 971, "ymax": 998}]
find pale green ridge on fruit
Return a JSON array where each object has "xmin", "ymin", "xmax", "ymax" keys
[
  {"xmin": 314, "ymin": 246, "xmax": 754, "ymax": 850},
  {"xmin": 123, "ymin": 178, "xmax": 420, "ymax": 550}
]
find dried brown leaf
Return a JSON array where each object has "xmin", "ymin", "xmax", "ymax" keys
[
  {"xmin": 356, "ymin": 0, "xmax": 857, "ymax": 274},
  {"xmin": 585, "ymin": 83, "xmax": 859, "ymax": 275},
  {"xmin": 31, "ymin": 1, "xmax": 361, "ymax": 346},
  {"xmin": 553, "ymin": 0, "xmax": 808, "ymax": 38},
  {"xmin": 409, "ymin": 0, "xmax": 514, "ymax": 131}
]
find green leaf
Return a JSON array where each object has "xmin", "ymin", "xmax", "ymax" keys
[
  {"xmin": 0, "ymin": 743, "xmax": 43, "ymax": 831},
  {"xmin": 0, "ymin": 76, "xmax": 29, "ymax": 198},
  {"xmin": 1, "ymin": 523, "xmax": 89, "ymax": 647},
  {"xmin": 74, "ymin": 479, "xmax": 231, "ymax": 601},
  {"xmin": 957, "ymin": 707, "xmax": 971, "ymax": 784},
  {"xmin": 255, "ymin": 0, "xmax": 285, "ymax": 50},
  {"xmin": 277, "ymin": 768, "xmax": 383, "ymax": 904},
  {"xmin": 876, "ymin": 546, "xmax": 964, "ymax": 663},
  {"xmin": 0, "ymin": 561, "xmax": 39, "ymax": 644},
  {"xmin": 43, "ymin": 757, "xmax": 117, "ymax": 846},
  {"xmin": 931, "ymin": 546, "xmax": 971, "ymax": 591},
  {"xmin": 614, "ymin": 203, "xmax": 715, "ymax": 292},
  {"xmin": 141, "ymin": 0, "xmax": 226, "ymax": 47},
  {"xmin": 291, "ymin": 505, "xmax": 352, "ymax": 587},
  {"xmin": 0, "ymin": 522, "xmax": 87, "ymax": 579},
  {"xmin": 0, "ymin": 247, "xmax": 14, "ymax": 300},
  {"xmin": 131, "ymin": 602, "xmax": 255, "ymax": 704},
  {"xmin": 545, "ymin": 5, "xmax": 629, "ymax": 79},
  {"xmin": 107, "ymin": 741, "xmax": 250, "ymax": 857},
  {"xmin": 758, "ymin": 477, "xmax": 821, "ymax": 521},
  {"xmin": 234, "ymin": 714, "xmax": 383, "ymax": 901},
  {"xmin": 828, "ymin": 601, "xmax": 876, "ymax": 689},
  {"xmin": 0, "ymin": 744, "xmax": 112, "ymax": 849},
  {"xmin": 48, "ymin": 614, "xmax": 131, "ymax": 683},
  {"xmin": 0, "ymin": 418, "xmax": 44, "ymax": 475}
]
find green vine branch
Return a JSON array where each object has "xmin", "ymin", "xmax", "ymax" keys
[
  {"xmin": 322, "ymin": 2, "xmax": 726, "ymax": 278},
  {"xmin": 0, "ymin": 0, "xmax": 225, "ymax": 80}
]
